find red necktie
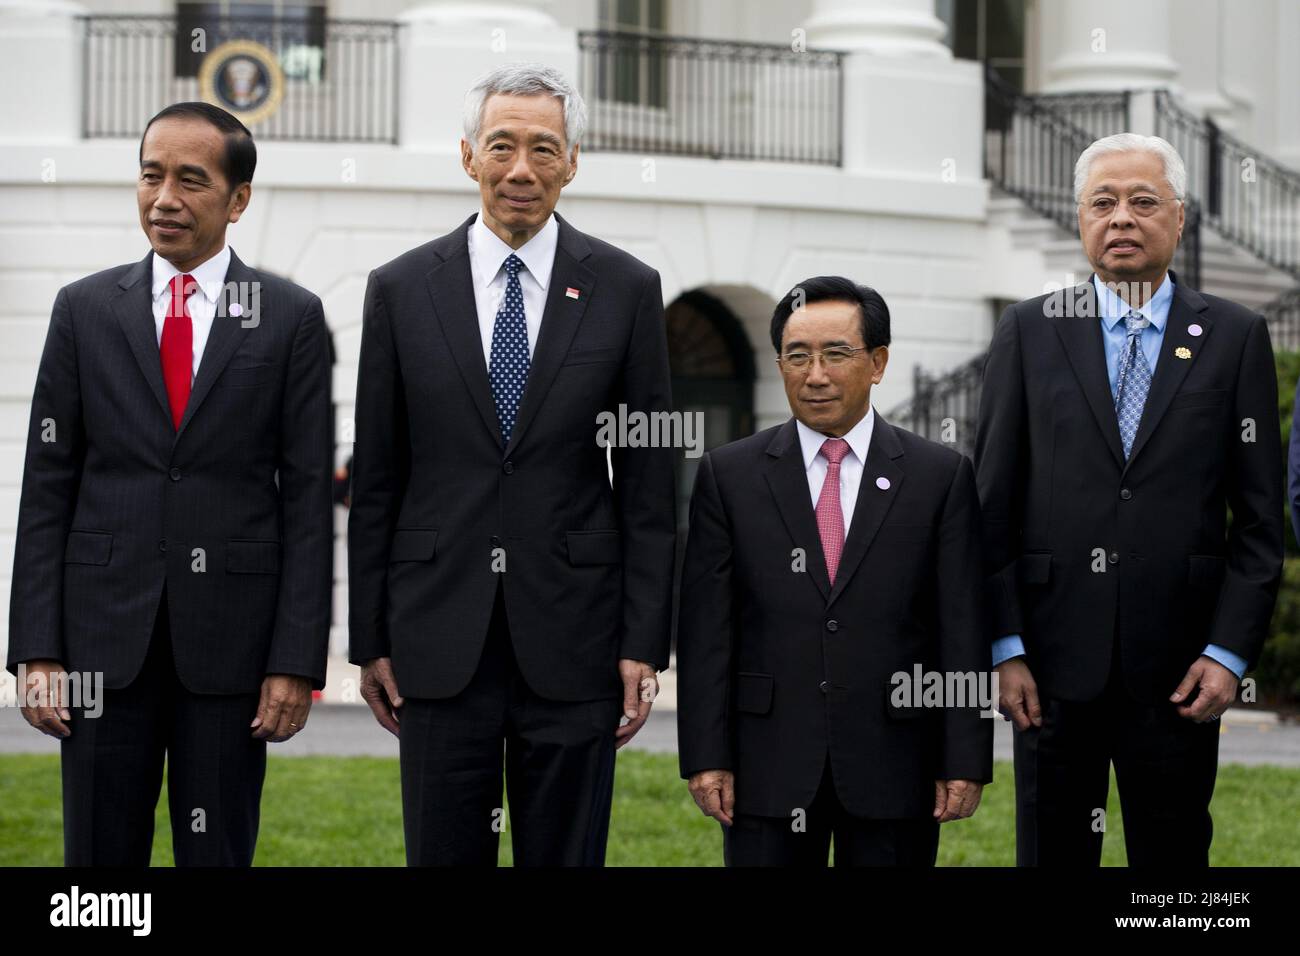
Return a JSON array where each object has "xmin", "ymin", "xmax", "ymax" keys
[
  {"xmin": 815, "ymin": 438, "xmax": 850, "ymax": 585},
  {"xmin": 161, "ymin": 273, "xmax": 195, "ymax": 430}
]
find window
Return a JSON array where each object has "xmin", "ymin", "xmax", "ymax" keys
[
  {"xmin": 175, "ymin": 1, "xmax": 326, "ymax": 81},
  {"xmin": 596, "ymin": 0, "xmax": 667, "ymax": 108}
]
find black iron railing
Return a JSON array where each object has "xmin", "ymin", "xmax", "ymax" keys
[
  {"xmin": 984, "ymin": 66, "xmax": 1202, "ymax": 289},
  {"xmin": 83, "ymin": 14, "xmax": 399, "ymax": 143},
  {"xmin": 577, "ymin": 30, "xmax": 843, "ymax": 166},
  {"xmin": 1155, "ymin": 91, "xmax": 1300, "ymax": 281},
  {"xmin": 1263, "ymin": 287, "xmax": 1300, "ymax": 353},
  {"xmin": 887, "ymin": 353, "xmax": 988, "ymax": 458}
]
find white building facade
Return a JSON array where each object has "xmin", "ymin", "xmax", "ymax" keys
[{"xmin": 1, "ymin": 0, "xmax": 1297, "ymax": 656}]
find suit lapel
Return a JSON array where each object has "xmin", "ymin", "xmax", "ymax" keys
[
  {"xmin": 504, "ymin": 213, "xmax": 596, "ymax": 458},
  {"xmin": 1052, "ymin": 280, "xmax": 1126, "ymax": 469},
  {"xmin": 426, "ymin": 214, "xmax": 501, "ymax": 445},
  {"xmin": 1124, "ymin": 277, "xmax": 1212, "ymax": 471},
  {"xmin": 176, "ymin": 249, "xmax": 256, "ymax": 440},
  {"xmin": 827, "ymin": 414, "xmax": 904, "ymax": 608},
  {"xmin": 111, "ymin": 251, "xmax": 172, "ymax": 427},
  {"xmin": 763, "ymin": 420, "xmax": 830, "ymax": 602}
]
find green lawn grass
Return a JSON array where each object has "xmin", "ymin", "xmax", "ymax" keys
[{"xmin": 1, "ymin": 753, "xmax": 1296, "ymax": 866}]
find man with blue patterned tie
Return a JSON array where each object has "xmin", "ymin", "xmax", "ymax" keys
[
  {"xmin": 347, "ymin": 64, "xmax": 675, "ymax": 865},
  {"xmin": 975, "ymin": 134, "xmax": 1282, "ymax": 866}
]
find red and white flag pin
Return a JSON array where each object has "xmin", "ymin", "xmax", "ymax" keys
[{"xmin": 565, "ymin": 287, "xmax": 581, "ymax": 299}]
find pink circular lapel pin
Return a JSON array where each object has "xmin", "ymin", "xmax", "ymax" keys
[
  {"xmin": 876, "ymin": 476, "xmax": 891, "ymax": 490},
  {"xmin": 1188, "ymin": 323, "xmax": 1202, "ymax": 337}
]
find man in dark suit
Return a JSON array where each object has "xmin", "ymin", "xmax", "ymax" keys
[
  {"xmin": 976, "ymin": 134, "xmax": 1282, "ymax": 866},
  {"xmin": 7, "ymin": 102, "xmax": 334, "ymax": 865},
  {"xmin": 348, "ymin": 64, "xmax": 675, "ymax": 866},
  {"xmin": 676, "ymin": 277, "xmax": 992, "ymax": 867}
]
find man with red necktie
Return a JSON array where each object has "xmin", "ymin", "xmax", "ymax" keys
[
  {"xmin": 7, "ymin": 102, "xmax": 333, "ymax": 866},
  {"xmin": 676, "ymin": 276, "xmax": 992, "ymax": 866}
]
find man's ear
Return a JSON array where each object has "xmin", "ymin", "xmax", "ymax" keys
[
  {"xmin": 871, "ymin": 345, "xmax": 889, "ymax": 385},
  {"xmin": 228, "ymin": 183, "xmax": 252, "ymax": 224},
  {"xmin": 562, "ymin": 142, "xmax": 580, "ymax": 186},
  {"xmin": 460, "ymin": 139, "xmax": 479, "ymax": 181}
]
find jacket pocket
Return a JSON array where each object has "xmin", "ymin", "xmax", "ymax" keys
[
  {"xmin": 1017, "ymin": 551, "xmax": 1052, "ymax": 586},
  {"xmin": 1169, "ymin": 388, "xmax": 1227, "ymax": 410},
  {"xmin": 562, "ymin": 346, "xmax": 620, "ymax": 367},
  {"xmin": 221, "ymin": 363, "xmax": 276, "ymax": 388},
  {"xmin": 734, "ymin": 672, "xmax": 773, "ymax": 715},
  {"xmin": 566, "ymin": 530, "xmax": 621, "ymax": 566},
  {"xmin": 226, "ymin": 539, "xmax": 281, "ymax": 574},
  {"xmin": 1188, "ymin": 554, "xmax": 1226, "ymax": 588},
  {"xmin": 64, "ymin": 530, "xmax": 112, "ymax": 566},
  {"xmin": 389, "ymin": 528, "xmax": 438, "ymax": 563}
]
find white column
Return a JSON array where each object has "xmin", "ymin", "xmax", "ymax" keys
[
  {"xmin": 1042, "ymin": 0, "xmax": 1178, "ymax": 92},
  {"xmin": 802, "ymin": 0, "xmax": 983, "ymax": 181},
  {"xmin": 803, "ymin": 0, "xmax": 951, "ymax": 59},
  {"xmin": 398, "ymin": 0, "xmax": 578, "ymax": 150},
  {"xmin": 0, "ymin": 0, "xmax": 86, "ymax": 144},
  {"xmin": 1171, "ymin": 0, "xmax": 1235, "ymax": 130}
]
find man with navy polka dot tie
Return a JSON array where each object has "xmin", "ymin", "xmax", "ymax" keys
[{"xmin": 350, "ymin": 65, "xmax": 676, "ymax": 867}]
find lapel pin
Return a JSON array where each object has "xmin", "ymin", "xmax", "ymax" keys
[
  {"xmin": 229, "ymin": 302, "xmax": 243, "ymax": 318},
  {"xmin": 565, "ymin": 287, "xmax": 580, "ymax": 300},
  {"xmin": 1188, "ymin": 323, "xmax": 1203, "ymax": 337},
  {"xmin": 876, "ymin": 476, "xmax": 891, "ymax": 490},
  {"xmin": 1175, "ymin": 346, "xmax": 1191, "ymax": 359}
]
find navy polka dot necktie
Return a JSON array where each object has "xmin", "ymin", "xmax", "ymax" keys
[{"xmin": 489, "ymin": 254, "xmax": 530, "ymax": 444}]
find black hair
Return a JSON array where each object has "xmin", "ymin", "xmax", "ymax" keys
[
  {"xmin": 139, "ymin": 102, "xmax": 257, "ymax": 189},
  {"xmin": 769, "ymin": 276, "xmax": 891, "ymax": 353}
]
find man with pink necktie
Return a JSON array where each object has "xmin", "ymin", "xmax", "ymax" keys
[{"xmin": 676, "ymin": 276, "xmax": 992, "ymax": 866}]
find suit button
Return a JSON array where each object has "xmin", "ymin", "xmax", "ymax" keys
[
  {"xmin": 819, "ymin": 681, "xmax": 829, "ymax": 694},
  {"xmin": 1108, "ymin": 551, "xmax": 1119, "ymax": 565},
  {"xmin": 826, "ymin": 620, "xmax": 839, "ymax": 632},
  {"xmin": 158, "ymin": 539, "xmax": 167, "ymax": 552},
  {"xmin": 503, "ymin": 461, "xmax": 514, "ymax": 475},
  {"xmin": 169, "ymin": 467, "xmax": 182, "ymax": 481},
  {"xmin": 1120, "ymin": 488, "xmax": 1132, "ymax": 500}
]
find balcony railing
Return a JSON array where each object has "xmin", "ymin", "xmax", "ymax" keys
[
  {"xmin": 887, "ymin": 353, "xmax": 988, "ymax": 459},
  {"xmin": 577, "ymin": 30, "xmax": 843, "ymax": 166},
  {"xmin": 1156, "ymin": 91, "xmax": 1300, "ymax": 281},
  {"xmin": 82, "ymin": 14, "xmax": 399, "ymax": 143}
]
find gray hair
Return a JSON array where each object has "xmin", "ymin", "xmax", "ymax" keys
[
  {"xmin": 1073, "ymin": 133, "xmax": 1187, "ymax": 204},
  {"xmin": 463, "ymin": 63, "xmax": 587, "ymax": 155}
]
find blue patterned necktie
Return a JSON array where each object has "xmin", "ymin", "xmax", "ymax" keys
[
  {"xmin": 489, "ymin": 253, "xmax": 530, "ymax": 444},
  {"xmin": 1114, "ymin": 310, "xmax": 1152, "ymax": 459}
]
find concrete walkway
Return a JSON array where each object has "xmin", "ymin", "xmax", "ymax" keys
[{"xmin": 3, "ymin": 657, "xmax": 1297, "ymax": 765}]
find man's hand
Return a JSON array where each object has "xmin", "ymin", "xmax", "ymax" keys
[
  {"xmin": 615, "ymin": 659, "xmax": 657, "ymax": 749},
  {"xmin": 251, "ymin": 674, "xmax": 313, "ymax": 742},
  {"xmin": 688, "ymin": 769, "xmax": 736, "ymax": 826},
  {"xmin": 1171, "ymin": 655, "xmax": 1239, "ymax": 723},
  {"xmin": 996, "ymin": 657, "xmax": 1042, "ymax": 730},
  {"xmin": 18, "ymin": 659, "xmax": 72, "ymax": 738},
  {"xmin": 360, "ymin": 657, "xmax": 403, "ymax": 737},
  {"xmin": 933, "ymin": 779, "xmax": 983, "ymax": 822}
]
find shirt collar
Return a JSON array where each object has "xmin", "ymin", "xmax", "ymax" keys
[
  {"xmin": 796, "ymin": 406, "xmax": 875, "ymax": 471},
  {"xmin": 151, "ymin": 245, "xmax": 231, "ymax": 305},
  {"xmin": 469, "ymin": 212, "xmax": 558, "ymax": 292},
  {"xmin": 1093, "ymin": 272, "xmax": 1174, "ymax": 331}
]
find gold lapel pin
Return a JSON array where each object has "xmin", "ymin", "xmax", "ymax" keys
[{"xmin": 1175, "ymin": 346, "xmax": 1192, "ymax": 360}]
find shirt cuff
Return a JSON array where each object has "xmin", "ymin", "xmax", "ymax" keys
[
  {"xmin": 1202, "ymin": 644, "xmax": 1248, "ymax": 680},
  {"xmin": 992, "ymin": 635, "xmax": 1026, "ymax": 668}
]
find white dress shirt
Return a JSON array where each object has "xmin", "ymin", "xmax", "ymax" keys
[
  {"xmin": 151, "ymin": 244, "xmax": 231, "ymax": 382},
  {"xmin": 467, "ymin": 212, "xmax": 558, "ymax": 365},
  {"xmin": 795, "ymin": 406, "xmax": 876, "ymax": 533}
]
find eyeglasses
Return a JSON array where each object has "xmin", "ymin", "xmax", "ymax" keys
[
  {"xmin": 1080, "ymin": 195, "xmax": 1181, "ymax": 219},
  {"xmin": 778, "ymin": 346, "xmax": 869, "ymax": 370}
]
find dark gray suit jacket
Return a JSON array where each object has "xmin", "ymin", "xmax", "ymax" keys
[
  {"xmin": 7, "ymin": 249, "xmax": 334, "ymax": 693},
  {"xmin": 347, "ymin": 212, "xmax": 676, "ymax": 701}
]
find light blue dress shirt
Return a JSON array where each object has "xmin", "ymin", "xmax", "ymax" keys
[{"xmin": 992, "ymin": 274, "xmax": 1248, "ymax": 680}]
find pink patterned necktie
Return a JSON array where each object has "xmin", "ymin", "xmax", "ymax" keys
[{"xmin": 815, "ymin": 438, "xmax": 850, "ymax": 585}]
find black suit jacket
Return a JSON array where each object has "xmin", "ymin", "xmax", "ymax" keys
[
  {"xmin": 676, "ymin": 415, "xmax": 992, "ymax": 819},
  {"xmin": 974, "ymin": 275, "xmax": 1282, "ymax": 703},
  {"xmin": 7, "ymin": 250, "xmax": 334, "ymax": 693},
  {"xmin": 347, "ymin": 212, "xmax": 676, "ymax": 701}
]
